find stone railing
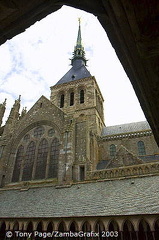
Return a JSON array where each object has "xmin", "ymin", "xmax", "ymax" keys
[{"xmin": 86, "ymin": 162, "xmax": 159, "ymax": 181}]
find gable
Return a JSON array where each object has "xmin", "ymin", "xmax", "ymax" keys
[
  {"xmin": 107, "ymin": 145, "xmax": 144, "ymax": 168},
  {"xmin": 9, "ymin": 96, "xmax": 66, "ymax": 147}
]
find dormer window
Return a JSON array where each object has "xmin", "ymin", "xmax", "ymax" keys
[{"xmin": 71, "ymin": 75, "xmax": 75, "ymax": 80}]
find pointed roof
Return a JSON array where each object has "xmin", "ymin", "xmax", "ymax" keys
[{"xmin": 55, "ymin": 19, "xmax": 91, "ymax": 86}]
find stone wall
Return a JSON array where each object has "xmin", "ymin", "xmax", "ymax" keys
[{"xmin": 99, "ymin": 132, "xmax": 159, "ymax": 162}]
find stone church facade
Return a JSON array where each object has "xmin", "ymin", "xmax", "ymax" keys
[{"xmin": 0, "ymin": 21, "xmax": 159, "ymax": 239}]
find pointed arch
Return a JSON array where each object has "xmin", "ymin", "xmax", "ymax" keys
[
  {"xmin": 26, "ymin": 221, "xmax": 33, "ymax": 232},
  {"xmin": 81, "ymin": 221, "xmax": 91, "ymax": 240},
  {"xmin": 108, "ymin": 220, "xmax": 120, "ymax": 239},
  {"xmin": 35, "ymin": 222, "xmax": 43, "ymax": 240},
  {"xmin": 80, "ymin": 89, "xmax": 84, "ymax": 104},
  {"xmin": 69, "ymin": 221, "xmax": 78, "ymax": 232},
  {"xmin": 60, "ymin": 94, "xmax": 65, "ymax": 108},
  {"xmin": 36, "ymin": 221, "xmax": 43, "ymax": 231},
  {"xmin": 95, "ymin": 220, "xmax": 105, "ymax": 240},
  {"xmin": 12, "ymin": 145, "xmax": 24, "ymax": 182},
  {"xmin": 70, "ymin": 92, "xmax": 74, "ymax": 106},
  {"xmin": 22, "ymin": 141, "xmax": 35, "ymax": 181},
  {"xmin": 0, "ymin": 222, "xmax": 6, "ymax": 239},
  {"xmin": 154, "ymin": 219, "xmax": 159, "ymax": 240},
  {"xmin": 82, "ymin": 221, "xmax": 91, "ymax": 232},
  {"xmin": 108, "ymin": 220, "xmax": 119, "ymax": 231},
  {"xmin": 47, "ymin": 222, "xmax": 53, "ymax": 232},
  {"xmin": 48, "ymin": 138, "xmax": 60, "ymax": 178},
  {"xmin": 138, "ymin": 219, "xmax": 153, "ymax": 240},
  {"xmin": 58, "ymin": 221, "xmax": 66, "ymax": 232},
  {"xmin": 13, "ymin": 221, "xmax": 19, "ymax": 230},
  {"xmin": 123, "ymin": 220, "xmax": 136, "ymax": 240},
  {"xmin": 34, "ymin": 138, "xmax": 48, "ymax": 180},
  {"xmin": 68, "ymin": 221, "xmax": 78, "ymax": 240},
  {"xmin": 95, "ymin": 220, "xmax": 105, "ymax": 231}
]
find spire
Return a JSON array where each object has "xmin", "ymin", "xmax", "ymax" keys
[
  {"xmin": 54, "ymin": 19, "xmax": 91, "ymax": 85},
  {"xmin": 71, "ymin": 18, "xmax": 87, "ymax": 67},
  {"xmin": 76, "ymin": 18, "xmax": 82, "ymax": 47}
]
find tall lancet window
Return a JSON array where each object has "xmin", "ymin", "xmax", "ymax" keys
[
  {"xmin": 48, "ymin": 138, "xmax": 59, "ymax": 178},
  {"xmin": 12, "ymin": 145, "xmax": 24, "ymax": 182},
  {"xmin": 110, "ymin": 144, "xmax": 116, "ymax": 157},
  {"xmin": 137, "ymin": 141, "xmax": 146, "ymax": 155},
  {"xmin": 80, "ymin": 90, "xmax": 84, "ymax": 104},
  {"xmin": 34, "ymin": 138, "xmax": 48, "ymax": 180},
  {"xmin": 70, "ymin": 92, "xmax": 74, "ymax": 106},
  {"xmin": 22, "ymin": 141, "xmax": 35, "ymax": 181},
  {"xmin": 60, "ymin": 94, "xmax": 64, "ymax": 108}
]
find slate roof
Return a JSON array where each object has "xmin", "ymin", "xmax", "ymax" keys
[
  {"xmin": 55, "ymin": 59, "xmax": 91, "ymax": 85},
  {"xmin": 0, "ymin": 175, "xmax": 159, "ymax": 218},
  {"xmin": 139, "ymin": 155, "xmax": 159, "ymax": 162},
  {"xmin": 96, "ymin": 160, "xmax": 109, "ymax": 170},
  {"xmin": 102, "ymin": 121, "xmax": 151, "ymax": 136}
]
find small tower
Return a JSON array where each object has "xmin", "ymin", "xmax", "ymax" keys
[{"xmin": 0, "ymin": 99, "xmax": 6, "ymax": 127}]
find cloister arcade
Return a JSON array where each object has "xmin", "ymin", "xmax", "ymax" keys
[{"xmin": 0, "ymin": 217, "xmax": 159, "ymax": 240}]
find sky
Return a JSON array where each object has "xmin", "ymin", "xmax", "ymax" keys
[{"xmin": 0, "ymin": 5, "xmax": 146, "ymax": 126}]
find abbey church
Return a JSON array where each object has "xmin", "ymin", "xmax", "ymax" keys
[{"xmin": 0, "ymin": 21, "xmax": 159, "ymax": 239}]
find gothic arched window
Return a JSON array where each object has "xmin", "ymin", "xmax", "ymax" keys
[
  {"xmin": 80, "ymin": 89, "xmax": 84, "ymax": 104},
  {"xmin": 48, "ymin": 138, "xmax": 60, "ymax": 178},
  {"xmin": 138, "ymin": 141, "xmax": 146, "ymax": 155},
  {"xmin": 34, "ymin": 138, "xmax": 48, "ymax": 180},
  {"xmin": 110, "ymin": 144, "xmax": 116, "ymax": 157},
  {"xmin": 60, "ymin": 94, "xmax": 64, "ymax": 108},
  {"xmin": 70, "ymin": 92, "xmax": 74, "ymax": 106},
  {"xmin": 22, "ymin": 141, "xmax": 35, "ymax": 181},
  {"xmin": 12, "ymin": 145, "xmax": 24, "ymax": 182}
]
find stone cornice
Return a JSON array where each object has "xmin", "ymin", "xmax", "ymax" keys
[{"xmin": 100, "ymin": 130, "xmax": 152, "ymax": 141}]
